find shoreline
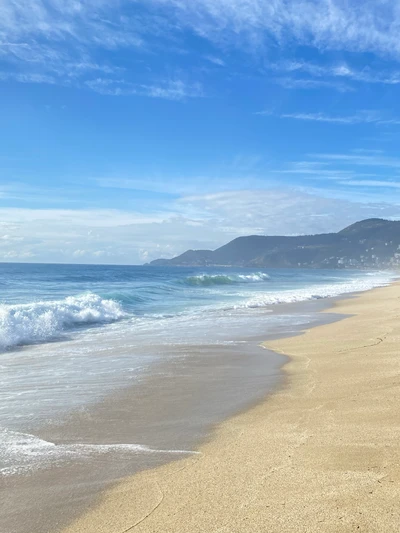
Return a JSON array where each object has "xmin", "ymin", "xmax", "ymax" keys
[
  {"xmin": 60, "ymin": 281, "xmax": 400, "ymax": 533},
  {"xmin": 3, "ymin": 293, "xmax": 346, "ymax": 533},
  {"xmin": 4, "ymin": 298, "xmax": 341, "ymax": 533}
]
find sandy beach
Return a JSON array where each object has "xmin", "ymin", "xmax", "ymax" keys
[{"xmin": 61, "ymin": 281, "xmax": 400, "ymax": 533}]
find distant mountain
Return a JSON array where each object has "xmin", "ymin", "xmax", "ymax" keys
[{"xmin": 149, "ymin": 218, "xmax": 400, "ymax": 269}]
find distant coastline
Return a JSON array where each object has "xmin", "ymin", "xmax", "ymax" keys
[{"xmin": 149, "ymin": 218, "xmax": 400, "ymax": 269}]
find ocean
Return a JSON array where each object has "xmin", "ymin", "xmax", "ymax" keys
[{"xmin": 0, "ymin": 263, "xmax": 396, "ymax": 532}]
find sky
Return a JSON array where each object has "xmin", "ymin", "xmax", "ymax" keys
[{"xmin": 1, "ymin": 0, "xmax": 400, "ymax": 264}]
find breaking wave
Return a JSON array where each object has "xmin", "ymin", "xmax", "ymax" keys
[
  {"xmin": 0, "ymin": 293, "xmax": 126, "ymax": 352},
  {"xmin": 243, "ymin": 275, "xmax": 392, "ymax": 308},
  {"xmin": 184, "ymin": 272, "xmax": 270, "ymax": 286}
]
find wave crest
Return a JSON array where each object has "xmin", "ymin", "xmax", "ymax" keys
[
  {"xmin": 184, "ymin": 272, "xmax": 270, "ymax": 286},
  {"xmin": 0, "ymin": 293, "xmax": 126, "ymax": 351},
  {"xmin": 237, "ymin": 273, "xmax": 270, "ymax": 282}
]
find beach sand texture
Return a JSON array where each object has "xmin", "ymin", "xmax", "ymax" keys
[{"xmin": 62, "ymin": 282, "xmax": 400, "ymax": 533}]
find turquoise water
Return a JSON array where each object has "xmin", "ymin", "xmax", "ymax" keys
[
  {"xmin": 0, "ymin": 264, "xmax": 394, "ymax": 349},
  {"xmin": 0, "ymin": 263, "xmax": 395, "ymax": 476}
]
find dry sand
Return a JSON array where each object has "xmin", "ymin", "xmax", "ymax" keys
[{"xmin": 62, "ymin": 282, "xmax": 400, "ymax": 533}]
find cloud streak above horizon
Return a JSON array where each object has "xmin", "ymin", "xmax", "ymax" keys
[{"xmin": 0, "ymin": 189, "xmax": 398, "ymax": 264}]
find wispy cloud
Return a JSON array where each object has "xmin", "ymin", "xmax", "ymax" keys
[
  {"xmin": 270, "ymin": 61, "xmax": 400, "ymax": 85},
  {"xmin": 279, "ymin": 112, "xmax": 369, "ymax": 124},
  {"xmin": 147, "ymin": 0, "xmax": 400, "ymax": 59},
  {"xmin": 0, "ymin": 2, "xmax": 144, "ymax": 52},
  {"xmin": 204, "ymin": 55, "xmax": 225, "ymax": 67},
  {"xmin": 0, "ymin": 71, "xmax": 56, "ymax": 84},
  {"xmin": 3, "ymin": 0, "xmax": 400, "ymax": 95},
  {"xmin": 0, "ymin": 1, "xmax": 187, "ymax": 95},
  {"xmin": 341, "ymin": 180, "xmax": 400, "ymax": 188},
  {"xmin": 270, "ymin": 151, "xmax": 400, "ymax": 196},
  {"xmin": 143, "ymin": 79, "xmax": 204, "ymax": 100},
  {"xmin": 274, "ymin": 77, "xmax": 353, "ymax": 93},
  {"xmin": 85, "ymin": 78, "xmax": 204, "ymax": 100},
  {"xmin": 276, "ymin": 162, "xmax": 358, "ymax": 180},
  {"xmin": 259, "ymin": 110, "xmax": 400, "ymax": 126},
  {"xmin": 312, "ymin": 152, "xmax": 400, "ymax": 168}
]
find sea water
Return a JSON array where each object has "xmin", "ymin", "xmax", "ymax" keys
[{"xmin": 0, "ymin": 263, "xmax": 395, "ymax": 477}]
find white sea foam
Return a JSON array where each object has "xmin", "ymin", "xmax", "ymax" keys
[
  {"xmin": 0, "ymin": 293, "xmax": 126, "ymax": 352},
  {"xmin": 184, "ymin": 272, "xmax": 270, "ymax": 286},
  {"xmin": 242, "ymin": 273, "xmax": 394, "ymax": 308},
  {"xmin": 0, "ymin": 428, "xmax": 196, "ymax": 477},
  {"xmin": 237, "ymin": 273, "xmax": 270, "ymax": 282}
]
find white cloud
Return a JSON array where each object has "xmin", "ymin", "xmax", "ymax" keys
[
  {"xmin": 177, "ymin": 189, "xmax": 400, "ymax": 237},
  {"xmin": 0, "ymin": 189, "xmax": 398, "ymax": 264},
  {"xmin": 147, "ymin": 0, "xmax": 400, "ymax": 59},
  {"xmin": 3, "ymin": 250, "xmax": 35, "ymax": 259},
  {"xmin": 340, "ymin": 180, "xmax": 400, "ymax": 188},
  {"xmin": 0, "ymin": 207, "xmax": 164, "ymax": 227},
  {"xmin": 260, "ymin": 110, "xmax": 400, "ymax": 125},
  {"xmin": 72, "ymin": 249, "xmax": 87, "ymax": 257},
  {"xmin": 2, "ymin": 0, "xmax": 400, "ymax": 96},
  {"xmin": 276, "ymin": 164, "xmax": 357, "ymax": 180},
  {"xmin": 271, "ymin": 152, "xmax": 400, "ymax": 191},
  {"xmin": 204, "ymin": 55, "xmax": 225, "ymax": 66},
  {"xmin": 85, "ymin": 78, "xmax": 204, "ymax": 100},
  {"xmin": 0, "ymin": 1, "xmax": 143, "ymax": 53},
  {"xmin": 270, "ymin": 60, "xmax": 400, "ymax": 85},
  {"xmin": 0, "ymin": 1, "xmax": 197, "ymax": 95},
  {"xmin": 274, "ymin": 77, "xmax": 353, "ymax": 93},
  {"xmin": 312, "ymin": 152, "xmax": 400, "ymax": 168},
  {"xmin": 0, "ymin": 71, "xmax": 56, "ymax": 84},
  {"xmin": 144, "ymin": 79, "xmax": 204, "ymax": 100}
]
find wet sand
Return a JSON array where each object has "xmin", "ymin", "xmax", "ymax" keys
[
  {"xmin": 2, "ymin": 343, "xmax": 282, "ymax": 533},
  {"xmin": 61, "ymin": 282, "xmax": 400, "ymax": 533},
  {"xmin": 2, "ymin": 301, "xmax": 339, "ymax": 533}
]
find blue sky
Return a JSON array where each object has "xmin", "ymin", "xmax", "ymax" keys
[{"xmin": 1, "ymin": 0, "xmax": 400, "ymax": 264}]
